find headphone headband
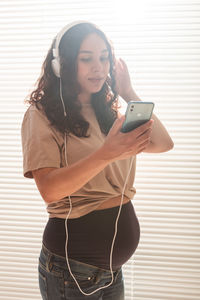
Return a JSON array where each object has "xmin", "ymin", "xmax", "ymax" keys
[
  {"xmin": 51, "ymin": 20, "xmax": 94, "ymax": 77},
  {"xmin": 52, "ymin": 20, "xmax": 90, "ymax": 58}
]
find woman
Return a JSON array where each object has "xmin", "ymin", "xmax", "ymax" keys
[{"xmin": 21, "ymin": 21, "xmax": 173, "ymax": 300}]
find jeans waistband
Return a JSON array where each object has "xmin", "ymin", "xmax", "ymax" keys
[{"xmin": 41, "ymin": 244, "xmax": 121, "ymax": 283}]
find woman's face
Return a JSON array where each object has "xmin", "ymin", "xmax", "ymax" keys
[{"xmin": 76, "ymin": 33, "xmax": 110, "ymax": 102}]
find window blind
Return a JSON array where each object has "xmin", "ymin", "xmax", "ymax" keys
[{"xmin": 0, "ymin": 1, "xmax": 199, "ymax": 299}]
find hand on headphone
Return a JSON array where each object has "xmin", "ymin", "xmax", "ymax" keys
[{"xmin": 113, "ymin": 58, "xmax": 135, "ymax": 101}]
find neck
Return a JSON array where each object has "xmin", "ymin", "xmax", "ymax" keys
[{"xmin": 78, "ymin": 92, "xmax": 91, "ymax": 104}]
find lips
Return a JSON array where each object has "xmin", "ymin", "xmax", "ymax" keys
[{"xmin": 88, "ymin": 77, "xmax": 104, "ymax": 83}]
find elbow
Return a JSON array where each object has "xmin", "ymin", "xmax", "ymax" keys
[
  {"xmin": 166, "ymin": 137, "xmax": 174, "ymax": 151},
  {"xmin": 43, "ymin": 195, "xmax": 52, "ymax": 204},
  {"xmin": 161, "ymin": 138, "xmax": 174, "ymax": 153},
  {"xmin": 39, "ymin": 186, "xmax": 53, "ymax": 204},
  {"xmin": 35, "ymin": 179, "xmax": 59, "ymax": 204},
  {"xmin": 32, "ymin": 168, "xmax": 62, "ymax": 204},
  {"xmin": 40, "ymin": 183, "xmax": 68, "ymax": 204},
  {"xmin": 41, "ymin": 188, "xmax": 59, "ymax": 204},
  {"xmin": 169, "ymin": 140, "xmax": 174, "ymax": 151},
  {"xmin": 149, "ymin": 138, "xmax": 174, "ymax": 153}
]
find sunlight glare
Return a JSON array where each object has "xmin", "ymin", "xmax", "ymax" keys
[{"xmin": 113, "ymin": 0, "xmax": 148, "ymax": 23}]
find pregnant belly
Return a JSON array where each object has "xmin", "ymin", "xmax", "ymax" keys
[
  {"xmin": 67, "ymin": 200, "xmax": 140, "ymax": 270},
  {"xmin": 43, "ymin": 201, "xmax": 140, "ymax": 270}
]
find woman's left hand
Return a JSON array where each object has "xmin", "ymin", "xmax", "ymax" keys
[{"xmin": 114, "ymin": 58, "xmax": 134, "ymax": 101}]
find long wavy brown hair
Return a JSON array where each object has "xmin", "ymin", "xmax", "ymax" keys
[{"xmin": 27, "ymin": 23, "xmax": 119, "ymax": 137}]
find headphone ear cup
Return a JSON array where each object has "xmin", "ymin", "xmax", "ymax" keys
[{"xmin": 51, "ymin": 58, "xmax": 60, "ymax": 78}]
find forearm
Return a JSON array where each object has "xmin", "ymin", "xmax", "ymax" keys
[
  {"xmin": 144, "ymin": 113, "xmax": 174, "ymax": 153},
  {"xmin": 39, "ymin": 147, "xmax": 112, "ymax": 203},
  {"xmin": 121, "ymin": 87, "xmax": 142, "ymax": 103}
]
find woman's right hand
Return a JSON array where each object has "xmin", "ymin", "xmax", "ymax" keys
[{"xmin": 100, "ymin": 115, "xmax": 154, "ymax": 162}]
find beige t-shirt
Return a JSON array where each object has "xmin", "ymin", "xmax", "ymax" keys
[{"xmin": 21, "ymin": 103, "xmax": 136, "ymax": 218}]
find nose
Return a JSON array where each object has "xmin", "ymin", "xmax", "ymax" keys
[{"xmin": 91, "ymin": 59, "xmax": 102, "ymax": 72}]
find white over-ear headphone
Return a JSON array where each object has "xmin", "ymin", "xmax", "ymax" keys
[{"xmin": 51, "ymin": 20, "xmax": 91, "ymax": 78}]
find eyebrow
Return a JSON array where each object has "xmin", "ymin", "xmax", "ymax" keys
[{"xmin": 79, "ymin": 49, "xmax": 109, "ymax": 54}]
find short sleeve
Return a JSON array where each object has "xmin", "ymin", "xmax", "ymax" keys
[{"xmin": 21, "ymin": 105, "xmax": 61, "ymax": 178}]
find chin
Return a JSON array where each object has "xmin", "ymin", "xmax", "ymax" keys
[{"xmin": 92, "ymin": 86, "xmax": 104, "ymax": 94}]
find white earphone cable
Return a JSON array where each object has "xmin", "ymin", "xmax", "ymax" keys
[
  {"xmin": 60, "ymin": 78, "xmax": 134, "ymax": 295},
  {"xmin": 64, "ymin": 154, "xmax": 134, "ymax": 296}
]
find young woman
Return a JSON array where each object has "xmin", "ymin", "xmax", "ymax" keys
[{"xmin": 21, "ymin": 21, "xmax": 173, "ymax": 300}]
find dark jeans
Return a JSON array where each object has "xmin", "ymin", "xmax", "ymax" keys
[{"xmin": 38, "ymin": 244, "xmax": 125, "ymax": 300}]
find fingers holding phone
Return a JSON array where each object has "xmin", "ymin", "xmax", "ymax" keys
[
  {"xmin": 123, "ymin": 118, "xmax": 154, "ymax": 154},
  {"xmin": 102, "ymin": 116, "xmax": 154, "ymax": 162},
  {"xmin": 134, "ymin": 120, "xmax": 154, "ymax": 154}
]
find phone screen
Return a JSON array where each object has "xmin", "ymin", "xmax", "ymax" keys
[{"xmin": 121, "ymin": 101, "xmax": 154, "ymax": 133}]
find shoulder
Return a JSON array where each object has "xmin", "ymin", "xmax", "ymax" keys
[
  {"xmin": 21, "ymin": 103, "xmax": 64, "ymax": 146},
  {"xmin": 21, "ymin": 103, "xmax": 56, "ymax": 137},
  {"xmin": 22, "ymin": 103, "xmax": 49, "ymax": 125}
]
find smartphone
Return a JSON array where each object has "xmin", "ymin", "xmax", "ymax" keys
[{"xmin": 121, "ymin": 101, "xmax": 154, "ymax": 133}]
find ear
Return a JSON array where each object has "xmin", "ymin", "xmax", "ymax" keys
[{"xmin": 51, "ymin": 58, "xmax": 60, "ymax": 78}]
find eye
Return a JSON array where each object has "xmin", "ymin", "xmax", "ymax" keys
[
  {"xmin": 80, "ymin": 57, "xmax": 92, "ymax": 62},
  {"xmin": 100, "ymin": 56, "xmax": 109, "ymax": 62}
]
